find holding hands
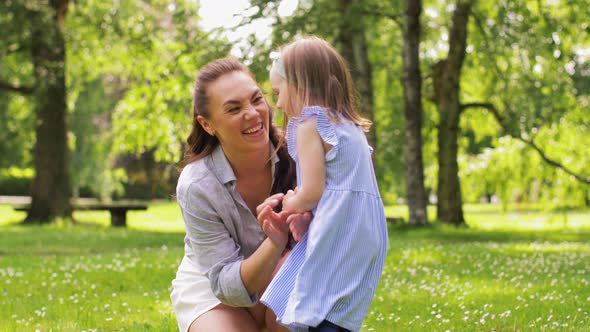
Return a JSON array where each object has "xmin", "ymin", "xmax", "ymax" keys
[
  {"xmin": 257, "ymin": 193, "xmax": 290, "ymax": 249},
  {"xmin": 283, "ymin": 187, "xmax": 312, "ymax": 242},
  {"xmin": 282, "ymin": 187, "xmax": 298, "ymax": 212},
  {"xmin": 257, "ymin": 190, "xmax": 312, "ymax": 246}
]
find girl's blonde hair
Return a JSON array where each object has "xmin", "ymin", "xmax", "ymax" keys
[{"xmin": 280, "ymin": 36, "xmax": 371, "ymax": 131}]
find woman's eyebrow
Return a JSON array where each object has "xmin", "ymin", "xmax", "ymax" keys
[
  {"xmin": 250, "ymin": 89, "xmax": 262, "ymax": 99},
  {"xmin": 222, "ymin": 100, "xmax": 240, "ymax": 107},
  {"xmin": 222, "ymin": 89, "xmax": 261, "ymax": 107}
]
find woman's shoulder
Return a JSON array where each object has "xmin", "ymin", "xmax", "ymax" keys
[
  {"xmin": 179, "ymin": 158, "xmax": 209, "ymax": 181},
  {"xmin": 177, "ymin": 158, "xmax": 217, "ymax": 195}
]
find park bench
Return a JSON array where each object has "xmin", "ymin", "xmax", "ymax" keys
[
  {"xmin": 14, "ymin": 202, "xmax": 148, "ymax": 227},
  {"xmin": 386, "ymin": 217, "xmax": 404, "ymax": 224}
]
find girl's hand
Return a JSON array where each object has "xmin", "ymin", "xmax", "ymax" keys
[
  {"xmin": 286, "ymin": 212, "xmax": 313, "ymax": 242},
  {"xmin": 282, "ymin": 187, "xmax": 298, "ymax": 212}
]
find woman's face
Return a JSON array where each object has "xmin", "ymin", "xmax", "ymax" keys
[{"xmin": 198, "ymin": 71, "xmax": 270, "ymax": 156}]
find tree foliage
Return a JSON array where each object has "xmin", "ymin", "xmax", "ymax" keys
[
  {"xmin": 1, "ymin": 0, "xmax": 588, "ymax": 218},
  {"xmin": 1, "ymin": 0, "xmax": 232, "ymax": 203},
  {"xmin": 459, "ymin": 0, "xmax": 590, "ymax": 207}
]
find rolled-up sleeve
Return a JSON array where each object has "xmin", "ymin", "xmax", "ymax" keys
[{"xmin": 177, "ymin": 179, "xmax": 257, "ymax": 307}]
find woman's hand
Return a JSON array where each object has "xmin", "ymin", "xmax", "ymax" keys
[
  {"xmin": 257, "ymin": 192, "xmax": 313, "ymax": 246},
  {"xmin": 257, "ymin": 193, "xmax": 289, "ymax": 249},
  {"xmin": 256, "ymin": 193, "xmax": 284, "ymax": 219}
]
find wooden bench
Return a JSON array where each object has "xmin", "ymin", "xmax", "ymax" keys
[
  {"xmin": 386, "ymin": 217, "xmax": 405, "ymax": 224},
  {"xmin": 14, "ymin": 202, "xmax": 148, "ymax": 227}
]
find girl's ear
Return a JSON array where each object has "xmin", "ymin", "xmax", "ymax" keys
[{"xmin": 197, "ymin": 115, "xmax": 215, "ymax": 136}]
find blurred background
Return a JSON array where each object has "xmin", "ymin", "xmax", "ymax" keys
[
  {"xmin": 1, "ymin": 0, "xmax": 589, "ymax": 225},
  {"xmin": 2, "ymin": 1, "xmax": 590, "ymax": 331}
]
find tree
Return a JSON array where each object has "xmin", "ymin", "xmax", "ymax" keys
[
  {"xmin": 0, "ymin": 1, "xmax": 73, "ymax": 223},
  {"xmin": 0, "ymin": 2, "xmax": 36, "ymax": 169},
  {"xmin": 429, "ymin": 0, "xmax": 589, "ymax": 220},
  {"xmin": 63, "ymin": 0, "xmax": 231, "ymax": 197},
  {"xmin": 432, "ymin": 0, "xmax": 472, "ymax": 225},
  {"xmin": 26, "ymin": 0, "xmax": 73, "ymax": 223},
  {"xmin": 1, "ymin": 0, "xmax": 232, "ymax": 215},
  {"xmin": 401, "ymin": 0, "xmax": 428, "ymax": 225},
  {"xmin": 337, "ymin": 0, "xmax": 376, "ymax": 149},
  {"xmin": 463, "ymin": 0, "xmax": 590, "ymax": 186}
]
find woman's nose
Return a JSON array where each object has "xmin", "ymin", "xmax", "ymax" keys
[{"xmin": 244, "ymin": 103, "xmax": 259, "ymax": 119}]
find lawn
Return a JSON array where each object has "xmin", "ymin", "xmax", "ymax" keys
[{"xmin": 1, "ymin": 203, "xmax": 589, "ymax": 331}]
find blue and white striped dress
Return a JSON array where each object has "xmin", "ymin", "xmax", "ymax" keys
[{"xmin": 261, "ymin": 106, "xmax": 388, "ymax": 332}]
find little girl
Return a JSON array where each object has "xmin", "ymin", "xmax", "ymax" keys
[{"xmin": 261, "ymin": 36, "xmax": 388, "ymax": 332}]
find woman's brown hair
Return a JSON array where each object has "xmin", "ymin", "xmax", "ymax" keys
[
  {"xmin": 280, "ymin": 36, "xmax": 371, "ymax": 131},
  {"xmin": 181, "ymin": 58, "xmax": 295, "ymax": 194}
]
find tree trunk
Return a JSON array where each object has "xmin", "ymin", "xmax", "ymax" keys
[
  {"xmin": 401, "ymin": 0, "xmax": 428, "ymax": 225},
  {"xmin": 25, "ymin": 0, "xmax": 72, "ymax": 223},
  {"xmin": 338, "ymin": 0, "xmax": 376, "ymax": 149},
  {"xmin": 433, "ymin": 1, "xmax": 471, "ymax": 226}
]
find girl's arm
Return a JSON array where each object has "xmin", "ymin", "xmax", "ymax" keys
[{"xmin": 283, "ymin": 118, "xmax": 326, "ymax": 213}]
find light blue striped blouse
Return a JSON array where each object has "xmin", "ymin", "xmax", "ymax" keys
[{"xmin": 261, "ymin": 106, "xmax": 388, "ymax": 332}]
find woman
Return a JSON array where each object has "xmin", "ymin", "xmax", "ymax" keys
[{"xmin": 171, "ymin": 58, "xmax": 309, "ymax": 332}]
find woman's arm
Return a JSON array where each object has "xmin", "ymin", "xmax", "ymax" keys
[
  {"xmin": 283, "ymin": 118, "xmax": 326, "ymax": 213},
  {"xmin": 180, "ymin": 177, "xmax": 269, "ymax": 307},
  {"xmin": 240, "ymin": 238, "xmax": 286, "ymax": 296},
  {"xmin": 240, "ymin": 193, "xmax": 291, "ymax": 295}
]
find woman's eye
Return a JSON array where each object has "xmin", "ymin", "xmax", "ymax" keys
[
  {"xmin": 253, "ymin": 96, "xmax": 263, "ymax": 103},
  {"xmin": 228, "ymin": 107, "xmax": 240, "ymax": 113}
]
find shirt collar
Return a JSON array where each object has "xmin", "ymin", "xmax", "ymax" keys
[{"xmin": 208, "ymin": 143, "xmax": 280, "ymax": 187}]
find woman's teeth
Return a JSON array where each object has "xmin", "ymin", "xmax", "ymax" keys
[{"xmin": 244, "ymin": 123, "xmax": 262, "ymax": 134}]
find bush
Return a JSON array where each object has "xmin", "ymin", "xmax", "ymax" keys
[{"xmin": 0, "ymin": 167, "xmax": 33, "ymax": 196}]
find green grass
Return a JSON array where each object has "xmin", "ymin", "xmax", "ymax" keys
[{"xmin": 1, "ymin": 203, "xmax": 589, "ymax": 331}]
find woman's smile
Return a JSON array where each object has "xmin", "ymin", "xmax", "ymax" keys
[
  {"xmin": 243, "ymin": 122, "xmax": 264, "ymax": 136},
  {"xmin": 201, "ymin": 71, "xmax": 271, "ymax": 155}
]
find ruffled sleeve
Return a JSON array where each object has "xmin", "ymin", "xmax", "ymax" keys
[{"xmin": 287, "ymin": 106, "xmax": 340, "ymax": 162}]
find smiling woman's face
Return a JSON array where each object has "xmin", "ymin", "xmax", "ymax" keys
[{"xmin": 197, "ymin": 71, "xmax": 270, "ymax": 157}]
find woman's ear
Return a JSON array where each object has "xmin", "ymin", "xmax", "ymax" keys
[{"xmin": 197, "ymin": 115, "xmax": 215, "ymax": 136}]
